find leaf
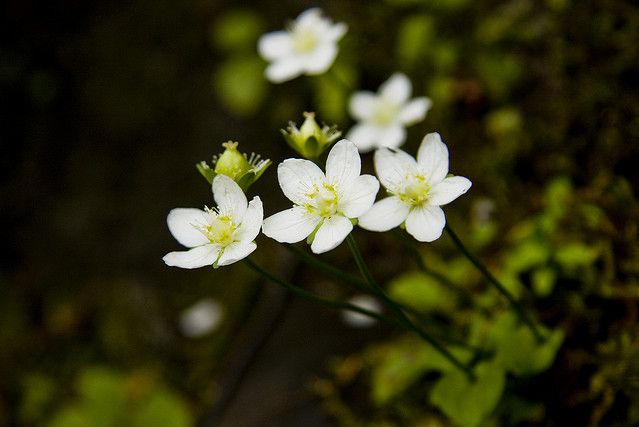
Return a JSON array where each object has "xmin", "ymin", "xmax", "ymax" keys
[
  {"xmin": 388, "ymin": 271, "xmax": 457, "ymax": 313},
  {"xmin": 213, "ymin": 56, "xmax": 266, "ymax": 116},
  {"xmin": 132, "ymin": 390, "xmax": 193, "ymax": 427},
  {"xmin": 210, "ymin": 10, "xmax": 263, "ymax": 51},
  {"xmin": 489, "ymin": 312, "xmax": 564, "ymax": 376},
  {"xmin": 430, "ymin": 361, "xmax": 506, "ymax": 427},
  {"xmin": 396, "ymin": 15, "xmax": 435, "ymax": 69}
]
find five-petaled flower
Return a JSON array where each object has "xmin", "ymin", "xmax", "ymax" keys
[
  {"xmin": 163, "ymin": 175, "xmax": 263, "ymax": 269},
  {"xmin": 347, "ymin": 73, "xmax": 432, "ymax": 152},
  {"xmin": 258, "ymin": 8, "xmax": 347, "ymax": 83},
  {"xmin": 262, "ymin": 139, "xmax": 379, "ymax": 254},
  {"xmin": 358, "ymin": 133, "xmax": 471, "ymax": 242}
]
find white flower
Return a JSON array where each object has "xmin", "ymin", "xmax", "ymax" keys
[
  {"xmin": 341, "ymin": 295, "xmax": 382, "ymax": 328},
  {"xmin": 179, "ymin": 298, "xmax": 223, "ymax": 338},
  {"xmin": 358, "ymin": 133, "xmax": 471, "ymax": 242},
  {"xmin": 163, "ymin": 174, "xmax": 263, "ymax": 269},
  {"xmin": 262, "ymin": 139, "xmax": 379, "ymax": 254},
  {"xmin": 258, "ymin": 8, "xmax": 347, "ymax": 83},
  {"xmin": 347, "ymin": 73, "xmax": 432, "ymax": 152}
]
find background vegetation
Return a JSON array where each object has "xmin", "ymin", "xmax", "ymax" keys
[{"xmin": 2, "ymin": 0, "xmax": 638, "ymax": 426}]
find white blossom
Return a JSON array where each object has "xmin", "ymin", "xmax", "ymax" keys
[
  {"xmin": 262, "ymin": 139, "xmax": 379, "ymax": 254},
  {"xmin": 163, "ymin": 174, "xmax": 263, "ymax": 269},
  {"xmin": 258, "ymin": 8, "xmax": 347, "ymax": 83},
  {"xmin": 358, "ymin": 133, "xmax": 471, "ymax": 242},
  {"xmin": 347, "ymin": 73, "xmax": 432, "ymax": 152},
  {"xmin": 179, "ymin": 298, "xmax": 223, "ymax": 338}
]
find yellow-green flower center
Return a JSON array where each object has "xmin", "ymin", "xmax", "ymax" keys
[
  {"xmin": 398, "ymin": 174, "xmax": 430, "ymax": 205},
  {"xmin": 197, "ymin": 211, "xmax": 237, "ymax": 247},
  {"xmin": 372, "ymin": 101, "xmax": 399, "ymax": 126},
  {"xmin": 305, "ymin": 182, "xmax": 339, "ymax": 217},
  {"xmin": 292, "ymin": 28, "xmax": 319, "ymax": 53}
]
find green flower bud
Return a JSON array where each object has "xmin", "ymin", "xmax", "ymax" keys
[
  {"xmin": 281, "ymin": 112, "xmax": 342, "ymax": 160},
  {"xmin": 197, "ymin": 141, "xmax": 271, "ymax": 191}
]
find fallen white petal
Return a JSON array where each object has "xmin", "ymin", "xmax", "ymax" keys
[
  {"xmin": 405, "ymin": 204, "xmax": 446, "ymax": 242},
  {"xmin": 416, "ymin": 132, "xmax": 449, "ymax": 184},
  {"xmin": 311, "ymin": 215, "xmax": 353, "ymax": 254},
  {"xmin": 358, "ymin": 196, "xmax": 410, "ymax": 232},
  {"xmin": 166, "ymin": 208, "xmax": 210, "ymax": 248},
  {"xmin": 179, "ymin": 298, "xmax": 223, "ymax": 338},
  {"xmin": 341, "ymin": 295, "xmax": 382, "ymax": 328},
  {"xmin": 262, "ymin": 206, "xmax": 321, "ymax": 243},
  {"xmin": 163, "ymin": 244, "xmax": 220, "ymax": 269}
]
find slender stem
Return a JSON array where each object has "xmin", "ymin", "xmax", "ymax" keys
[
  {"xmin": 444, "ymin": 224, "xmax": 545, "ymax": 343},
  {"xmin": 282, "ymin": 243, "xmax": 367, "ymax": 291},
  {"xmin": 345, "ymin": 235, "xmax": 476, "ymax": 381},
  {"xmin": 243, "ymin": 258, "xmax": 400, "ymax": 328},
  {"xmin": 324, "ymin": 68, "xmax": 353, "ymax": 93}
]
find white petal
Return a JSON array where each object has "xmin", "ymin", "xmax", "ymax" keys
[
  {"xmin": 166, "ymin": 208, "xmax": 210, "ymax": 248},
  {"xmin": 326, "ymin": 139, "xmax": 361, "ymax": 189},
  {"xmin": 378, "ymin": 124, "xmax": 406, "ymax": 149},
  {"xmin": 163, "ymin": 244, "xmax": 220, "ymax": 269},
  {"xmin": 213, "ymin": 174, "xmax": 247, "ymax": 222},
  {"xmin": 265, "ymin": 57, "xmax": 304, "ymax": 83},
  {"xmin": 235, "ymin": 197, "xmax": 263, "ymax": 243},
  {"xmin": 310, "ymin": 215, "xmax": 353, "ymax": 254},
  {"xmin": 258, "ymin": 32, "xmax": 293, "ymax": 60},
  {"xmin": 346, "ymin": 123, "xmax": 380, "ymax": 153},
  {"xmin": 398, "ymin": 97, "xmax": 431, "ymax": 124},
  {"xmin": 379, "ymin": 73, "xmax": 412, "ymax": 105},
  {"xmin": 339, "ymin": 174, "xmax": 380, "ymax": 218},
  {"xmin": 303, "ymin": 44, "xmax": 337, "ymax": 74},
  {"xmin": 217, "ymin": 241, "xmax": 257, "ymax": 266},
  {"xmin": 357, "ymin": 196, "xmax": 410, "ymax": 232},
  {"xmin": 405, "ymin": 205, "xmax": 445, "ymax": 242},
  {"xmin": 296, "ymin": 8, "xmax": 322, "ymax": 27},
  {"xmin": 374, "ymin": 147, "xmax": 417, "ymax": 192},
  {"xmin": 349, "ymin": 92, "xmax": 377, "ymax": 121},
  {"xmin": 327, "ymin": 22, "xmax": 347, "ymax": 42},
  {"xmin": 278, "ymin": 159, "xmax": 325, "ymax": 205},
  {"xmin": 428, "ymin": 176, "xmax": 472, "ymax": 206},
  {"xmin": 262, "ymin": 207, "xmax": 321, "ymax": 243},
  {"xmin": 416, "ymin": 132, "xmax": 449, "ymax": 184}
]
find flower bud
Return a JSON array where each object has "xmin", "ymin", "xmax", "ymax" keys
[
  {"xmin": 197, "ymin": 141, "xmax": 271, "ymax": 191},
  {"xmin": 281, "ymin": 112, "xmax": 342, "ymax": 159}
]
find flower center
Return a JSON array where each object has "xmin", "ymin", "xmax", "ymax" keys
[
  {"xmin": 372, "ymin": 101, "xmax": 399, "ymax": 126},
  {"xmin": 306, "ymin": 182, "xmax": 339, "ymax": 217},
  {"xmin": 292, "ymin": 27, "xmax": 319, "ymax": 53},
  {"xmin": 196, "ymin": 209, "xmax": 237, "ymax": 247},
  {"xmin": 398, "ymin": 174, "xmax": 430, "ymax": 205}
]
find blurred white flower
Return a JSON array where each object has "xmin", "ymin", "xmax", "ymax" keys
[
  {"xmin": 262, "ymin": 139, "xmax": 379, "ymax": 254},
  {"xmin": 358, "ymin": 133, "xmax": 471, "ymax": 242},
  {"xmin": 163, "ymin": 175, "xmax": 263, "ymax": 269},
  {"xmin": 258, "ymin": 8, "xmax": 347, "ymax": 83},
  {"xmin": 179, "ymin": 298, "xmax": 223, "ymax": 338},
  {"xmin": 341, "ymin": 295, "xmax": 382, "ymax": 328},
  {"xmin": 347, "ymin": 73, "xmax": 432, "ymax": 152}
]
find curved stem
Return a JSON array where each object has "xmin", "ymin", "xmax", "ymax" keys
[
  {"xmin": 444, "ymin": 224, "xmax": 545, "ymax": 343},
  {"xmin": 243, "ymin": 258, "xmax": 401, "ymax": 328},
  {"xmin": 345, "ymin": 235, "xmax": 476, "ymax": 381}
]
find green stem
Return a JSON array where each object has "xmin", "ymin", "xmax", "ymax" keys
[
  {"xmin": 324, "ymin": 68, "xmax": 353, "ymax": 93},
  {"xmin": 444, "ymin": 224, "xmax": 545, "ymax": 343},
  {"xmin": 243, "ymin": 258, "xmax": 400, "ymax": 328},
  {"xmin": 345, "ymin": 235, "xmax": 476, "ymax": 381}
]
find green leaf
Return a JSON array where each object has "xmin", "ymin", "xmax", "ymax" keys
[
  {"xmin": 370, "ymin": 337, "xmax": 470, "ymax": 405},
  {"xmin": 213, "ymin": 56, "xmax": 266, "ymax": 116},
  {"xmin": 132, "ymin": 390, "xmax": 193, "ymax": 427},
  {"xmin": 396, "ymin": 15, "xmax": 435, "ymax": 69},
  {"xmin": 532, "ymin": 267, "xmax": 556, "ymax": 297},
  {"xmin": 388, "ymin": 271, "xmax": 457, "ymax": 313},
  {"xmin": 430, "ymin": 361, "xmax": 506, "ymax": 427},
  {"xmin": 210, "ymin": 10, "xmax": 263, "ymax": 51},
  {"xmin": 555, "ymin": 242, "xmax": 599, "ymax": 270},
  {"xmin": 489, "ymin": 313, "xmax": 564, "ymax": 376}
]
